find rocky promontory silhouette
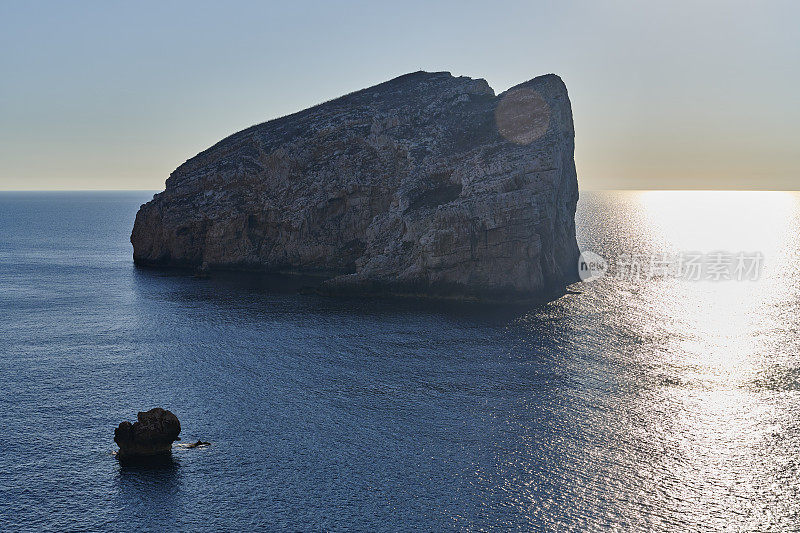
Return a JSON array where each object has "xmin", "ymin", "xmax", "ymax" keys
[{"xmin": 131, "ymin": 71, "xmax": 579, "ymax": 301}]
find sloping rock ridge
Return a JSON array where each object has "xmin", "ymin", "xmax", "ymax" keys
[{"xmin": 131, "ymin": 71, "xmax": 580, "ymax": 301}]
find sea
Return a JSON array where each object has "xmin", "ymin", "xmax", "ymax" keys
[{"xmin": 1, "ymin": 190, "xmax": 799, "ymax": 531}]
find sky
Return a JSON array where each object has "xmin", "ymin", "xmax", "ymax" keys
[{"xmin": 0, "ymin": 0, "xmax": 798, "ymax": 191}]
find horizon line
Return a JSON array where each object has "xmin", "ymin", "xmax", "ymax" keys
[{"xmin": 1, "ymin": 188, "xmax": 799, "ymax": 193}]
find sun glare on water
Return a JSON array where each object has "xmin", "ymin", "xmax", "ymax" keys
[
  {"xmin": 633, "ymin": 191, "xmax": 798, "ymax": 380},
  {"xmin": 584, "ymin": 190, "xmax": 800, "ymax": 528},
  {"xmin": 637, "ymin": 190, "xmax": 796, "ymax": 258}
]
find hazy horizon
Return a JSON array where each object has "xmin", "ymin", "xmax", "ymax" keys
[{"xmin": 1, "ymin": 1, "xmax": 798, "ymax": 191}]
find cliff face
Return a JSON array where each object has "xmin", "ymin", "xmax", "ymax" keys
[{"xmin": 131, "ymin": 71, "xmax": 580, "ymax": 301}]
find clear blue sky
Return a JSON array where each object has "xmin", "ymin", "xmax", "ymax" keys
[{"xmin": 1, "ymin": 0, "xmax": 798, "ymax": 190}]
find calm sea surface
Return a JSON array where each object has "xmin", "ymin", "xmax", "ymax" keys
[{"xmin": 2, "ymin": 191, "xmax": 799, "ymax": 531}]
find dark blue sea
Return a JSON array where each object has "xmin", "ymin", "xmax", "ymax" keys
[{"xmin": 2, "ymin": 191, "xmax": 799, "ymax": 531}]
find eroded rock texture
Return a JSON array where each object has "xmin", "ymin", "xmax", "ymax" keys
[
  {"xmin": 131, "ymin": 71, "xmax": 579, "ymax": 301},
  {"xmin": 114, "ymin": 408, "xmax": 181, "ymax": 457}
]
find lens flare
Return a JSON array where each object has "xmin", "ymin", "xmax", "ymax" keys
[{"xmin": 495, "ymin": 88, "xmax": 550, "ymax": 144}]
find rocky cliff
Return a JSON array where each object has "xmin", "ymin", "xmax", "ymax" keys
[{"xmin": 131, "ymin": 71, "xmax": 580, "ymax": 301}]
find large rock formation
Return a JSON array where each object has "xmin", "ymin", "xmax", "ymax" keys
[
  {"xmin": 131, "ymin": 71, "xmax": 579, "ymax": 301},
  {"xmin": 114, "ymin": 408, "xmax": 181, "ymax": 457}
]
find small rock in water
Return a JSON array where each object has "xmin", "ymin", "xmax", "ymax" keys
[
  {"xmin": 114, "ymin": 408, "xmax": 181, "ymax": 458},
  {"xmin": 187, "ymin": 440, "xmax": 210, "ymax": 448}
]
